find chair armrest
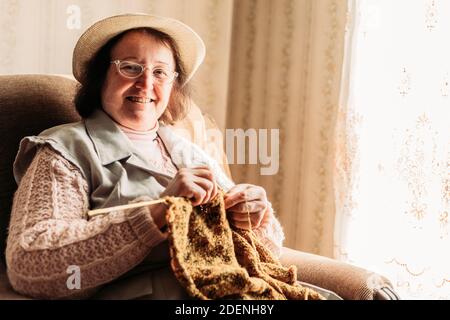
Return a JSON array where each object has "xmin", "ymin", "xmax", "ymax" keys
[
  {"xmin": 279, "ymin": 247, "xmax": 400, "ymax": 300},
  {"xmin": 0, "ymin": 261, "xmax": 30, "ymax": 300}
]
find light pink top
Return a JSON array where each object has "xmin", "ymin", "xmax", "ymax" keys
[{"xmin": 117, "ymin": 122, "xmax": 178, "ymax": 177}]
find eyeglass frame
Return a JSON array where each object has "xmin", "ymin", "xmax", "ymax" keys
[{"xmin": 110, "ymin": 59, "xmax": 179, "ymax": 85}]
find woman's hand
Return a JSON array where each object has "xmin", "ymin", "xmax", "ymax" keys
[
  {"xmin": 224, "ymin": 184, "xmax": 268, "ymax": 230},
  {"xmin": 161, "ymin": 166, "xmax": 218, "ymax": 206}
]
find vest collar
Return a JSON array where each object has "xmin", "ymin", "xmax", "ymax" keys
[
  {"xmin": 84, "ymin": 109, "xmax": 174, "ymax": 179},
  {"xmin": 85, "ymin": 109, "xmax": 133, "ymax": 165}
]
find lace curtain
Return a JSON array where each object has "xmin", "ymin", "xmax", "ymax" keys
[{"xmin": 335, "ymin": 0, "xmax": 450, "ymax": 299}]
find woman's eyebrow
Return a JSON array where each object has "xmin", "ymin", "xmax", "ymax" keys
[
  {"xmin": 118, "ymin": 56, "xmax": 139, "ymax": 61},
  {"xmin": 154, "ymin": 61, "xmax": 169, "ymax": 66}
]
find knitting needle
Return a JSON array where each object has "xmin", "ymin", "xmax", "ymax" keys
[{"xmin": 87, "ymin": 198, "xmax": 180, "ymax": 218}]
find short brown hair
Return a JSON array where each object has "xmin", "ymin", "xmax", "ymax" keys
[{"xmin": 74, "ymin": 27, "xmax": 191, "ymax": 124}]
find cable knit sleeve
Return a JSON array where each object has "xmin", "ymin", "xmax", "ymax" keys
[
  {"xmin": 251, "ymin": 201, "xmax": 285, "ymax": 258},
  {"xmin": 6, "ymin": 145, "xmax": 167, "ymax": 299}
]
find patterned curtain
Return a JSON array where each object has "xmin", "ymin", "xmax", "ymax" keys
[
  {"xmin": 227, "ymin": 0, "xmax": 348, "ymax": 256},
  {"xmin": 335, "ymin": 0, "xmax": 450, "ymax": 299}
]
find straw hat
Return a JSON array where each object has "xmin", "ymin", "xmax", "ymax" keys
[{"xmin": 72, "ymin": 13, "xmax": 205, "ymax": 85}]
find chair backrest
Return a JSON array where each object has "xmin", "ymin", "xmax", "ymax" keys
[{"xmin": 0, "ymin": 74, "xmax": 231, "ymax": 264}]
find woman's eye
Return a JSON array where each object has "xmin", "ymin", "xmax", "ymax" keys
[
  {"xmin": 121, "ymin": 64, "xmax": 141, "ymax": 73},
  {"xmin": 153, "ymin": 69, "xmax": 168, "ymax": 78}
]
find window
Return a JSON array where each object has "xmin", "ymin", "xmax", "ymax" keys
[{"xmin": 335, "ymin": 0, "xmax": 450, "ymax": 299}]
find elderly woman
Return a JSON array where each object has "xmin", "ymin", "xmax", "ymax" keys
[{"xmin": 5, "ymin": 13, "xmax": 286, "ymax": 299}]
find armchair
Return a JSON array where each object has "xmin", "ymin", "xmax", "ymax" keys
[{"xmin": 0, "ymin": 75, "xmax": 400, "ymax": 300}]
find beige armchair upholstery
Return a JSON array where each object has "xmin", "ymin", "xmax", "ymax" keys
[{"xmin": 0, "ymin": 75, "xmax": 399, "ymax": 300}]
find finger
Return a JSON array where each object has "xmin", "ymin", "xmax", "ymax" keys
[
  {"xmin": 224, "ymin": 189, "xmax": 266, "ymax": 209},
  {"xmin": 177, "ymin": 167, "xmax": 214, "ymax": 184},
  {"xmin": 211, "ymin": 177, "xmax": 218, "ymax": 200},
  {"xmin": 190, "ymin": 167, "xmax": 215, "ymax": 181},
  {"xmin": 224, "ymin": 184, "xmax": 267, "ymax": 204},
  {"xmin": 251, "ymin": 211, "xmax": 265, "ymax": 228},
  {"xmin": 186, "ymin": 184, "xmax": 207, "ymax": 207},
  {"xmin": 192, "ymin": 176, "xmax": 216, "ymax": 204},
  {"xmin": 191, "ymin": 165, "xmax": 211, "ymax": 170},
  {"xmin": 227, "ymin": 210, "xmax": 253, "ymax": 222},
  {"xmin": 224, "ymin": 184, "xmax": 248, "ymax": 198},
  {"xmin": 198, "ymin": 171, "xmax": 218, "ymax": 202},
  {"xmin": 175, "ymin": 168, "xmax": 213, "ymax": 204},
  {"xmin": 228, "ymin": 210, "xmax": 264, "ymax": 228},
  {"xmin": 227, "ymin": 200, "xmax": 266, "ymax": 214},
  {"xmin": 191, "ymin": 168, "xmax": 218, "ymax": 202},
  {"xmin": 223, "ymin": 185, "xmax": 250, "ymax": 209},
  {"xmin": 228, "ymin": 218, "xmax": 251, "ymax": 230}
]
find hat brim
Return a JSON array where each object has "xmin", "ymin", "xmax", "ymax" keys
[{"xmin": 72, "ymin": 13, "xmax": 205, "ymax": 85}]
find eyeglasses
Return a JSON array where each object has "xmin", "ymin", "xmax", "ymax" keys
[{"xmin": 110, "ymin": 60, "xmax": 179, "ymax": 85}]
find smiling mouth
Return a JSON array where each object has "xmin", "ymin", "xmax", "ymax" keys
[{"xmin": 126, "ymin": 96, "xmax": 155, "ymax": 104}]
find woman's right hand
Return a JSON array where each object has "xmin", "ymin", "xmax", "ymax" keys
[{"xmin": 161, "ymin": 166, "xmax": 218, "ymax": 206}]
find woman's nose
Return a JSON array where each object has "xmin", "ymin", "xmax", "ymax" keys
[{"xmin": 134, "ymin": 69, "xmax": 155, "ymax": 90}]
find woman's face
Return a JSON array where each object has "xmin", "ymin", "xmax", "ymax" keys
[{"xmin": 101, "ymin": 30, "xmax": 176, "ymax": 131}]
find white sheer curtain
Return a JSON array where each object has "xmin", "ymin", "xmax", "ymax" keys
[{"xmin": 335, "ymin": 0, "xmax": 450, "ymax": 299}]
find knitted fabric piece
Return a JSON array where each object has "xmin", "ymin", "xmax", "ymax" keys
[{"xmin": 165, "ymin": 192, "xmax": 324, "ymax": 300}]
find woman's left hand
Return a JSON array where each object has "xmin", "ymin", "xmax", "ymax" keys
[{"xmin": 224, "ymin": 184, "xmax": 268, "ymax": 230}]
